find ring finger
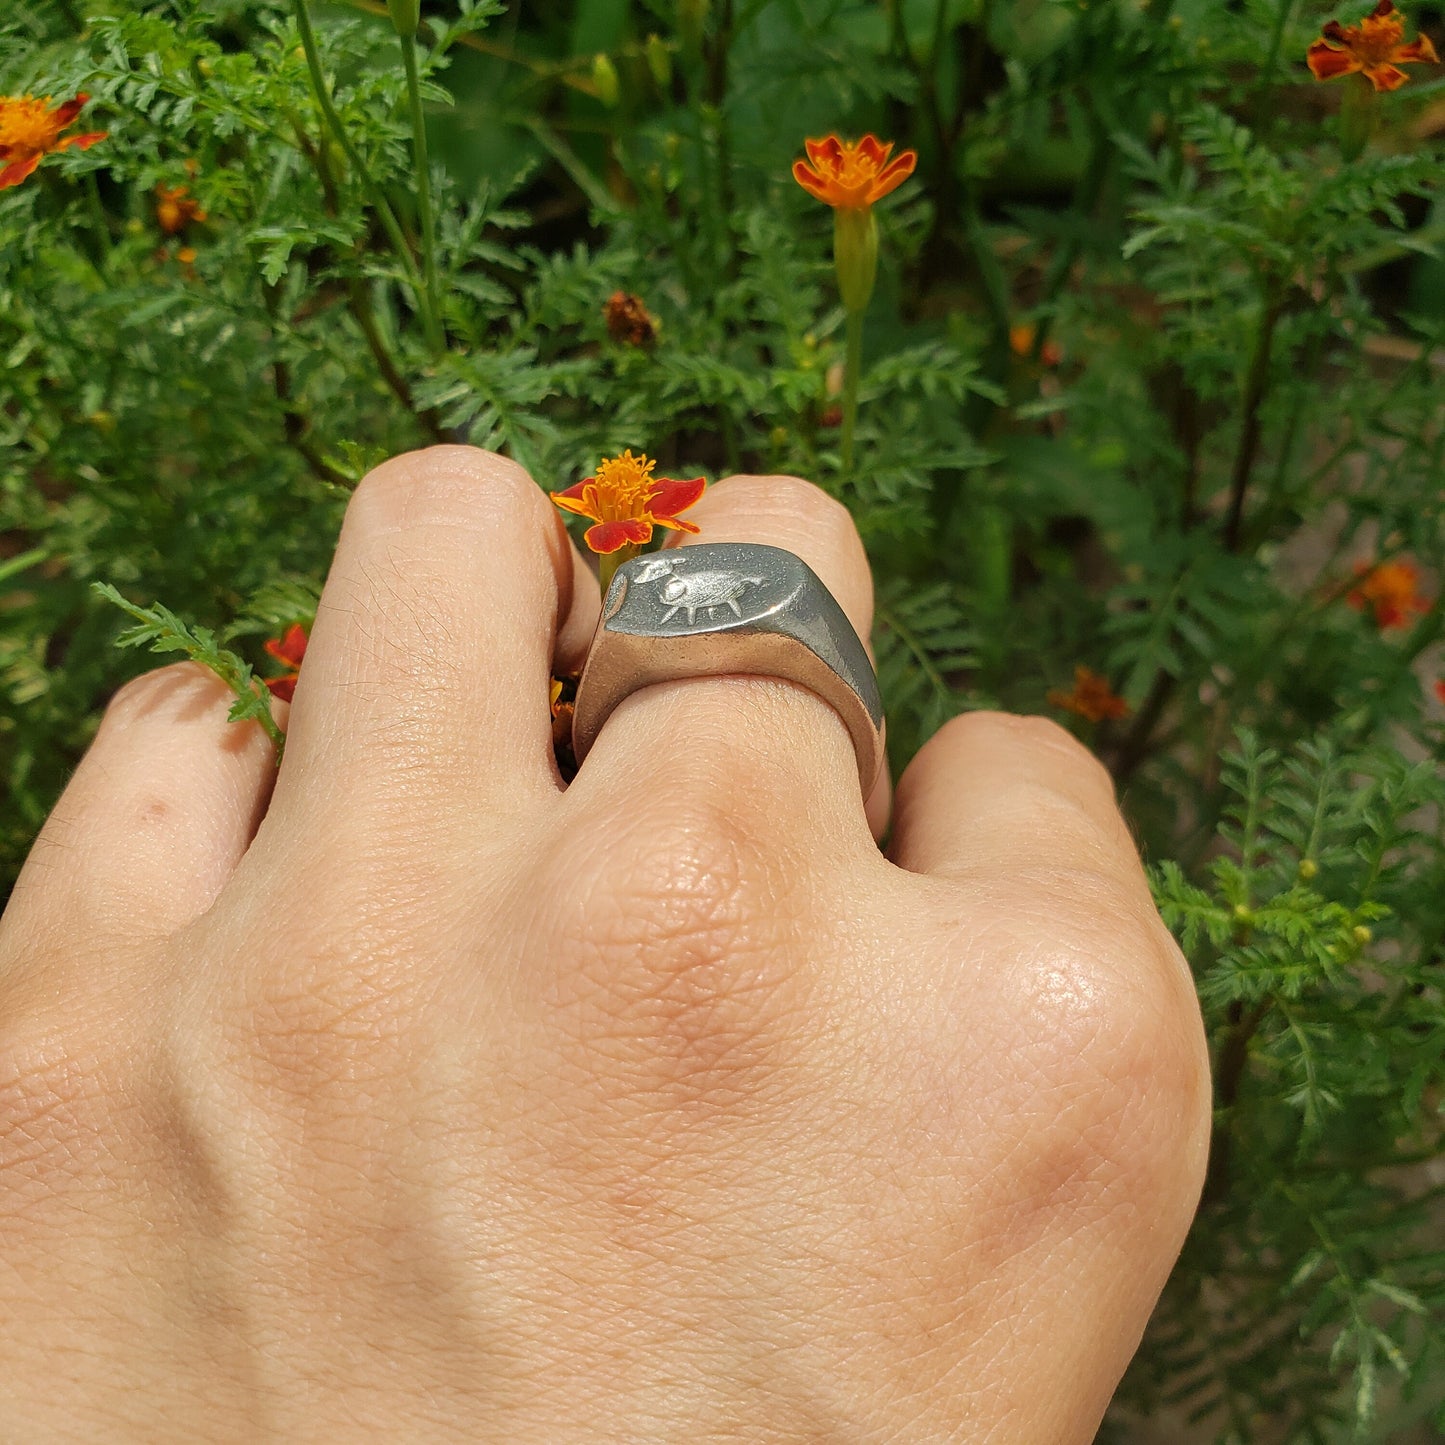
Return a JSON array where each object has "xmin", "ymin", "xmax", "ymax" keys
[{"xmin": 567, "ymin": 473, "xmax": 891, "ymax": 844}]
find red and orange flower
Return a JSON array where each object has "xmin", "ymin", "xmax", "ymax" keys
[
  {"xmin": 551, "ymin": 450, "xmax": 705, "ymax": 555},
  {"xmin": 793, "ymin": 135, "xmax": 916, "ymax": 211},
  {"xmin": 1345, "ymin": 558, "xmax": 1431, "ymax": 629},
  {"xmin": 1307, "ymin": 0, "xmax": 1439, "ymax": 91},
  {"xmin": 263, "ymin": 623, "xmax": 309, "ymax": 702},
  {"xmin": 1048, "ymin": 666, "xmax": 1130, "ymax": 723},
  {"xmin": 0, "ymin": 92, "xmax": 106, "ymax": 190}
]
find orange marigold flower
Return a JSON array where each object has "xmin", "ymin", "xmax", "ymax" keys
[
  {"xmin": 551, "ymin": 450, "xmax": 706, "ymax": 555},
  {"xmin": 1307, "ymin": 0, "xmax": 1439, "ymax": 91},
  {"xmin": 1047, "ymin": 665, "xmax": 1130, "ymax": 723},
  {"xmin": 0, "ymin": 92, "xmax": 106, "ymax": 189},
  {"xmin": 1345, "ymin": 558, "xmax": 1430, "ymax": 629},
  {"xmin": 263, "ymin": 623, "xmax": 308, "ymax": 702},
  {"xmin": 792, "ymin": 134, "xmax": 916, "ymax": 211},
  {"xmin": 603, "ymin": 291, "xmax": 657, "ymax": 346},
  {"xmin": 155, "ymin": 182, "xmax": 207, "ymax": 235}
]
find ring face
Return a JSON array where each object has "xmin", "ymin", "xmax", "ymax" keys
[{"xmin": 571, "ymin": 543, "xmax": 886, "ymax": 794}]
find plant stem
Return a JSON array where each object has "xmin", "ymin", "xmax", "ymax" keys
[
  {"xmin": 1222, "ymin": 284, "xmax": 1283, "ymax": 552},
  {"xmin": 840, "ymin": 306, "xmax": 864, "ymax": 478},
  {"xmin": 292, "ymin": 0, "xmax": 430, "ymax": 329},
  {"xmin": 597, "ymin": 544, "xmax": 638, "ymax": 600},
  {"xmin": 399, "ymin": 30, "xmax": 444, "ymax": 356}
]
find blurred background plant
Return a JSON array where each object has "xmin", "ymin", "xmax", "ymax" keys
[{"xmin": 2, "ymin": 0, "xmax": 1442, "ymax": 1437}]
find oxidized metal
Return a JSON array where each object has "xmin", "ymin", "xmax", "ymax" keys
[{"xmin": 571, "ymin": 542, "xmax": 886, "ymax": 794}]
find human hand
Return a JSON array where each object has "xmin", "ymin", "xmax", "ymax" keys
[{"xmin": 0, "ymin": 447, "xmax": 1209, "ymax": 1441}]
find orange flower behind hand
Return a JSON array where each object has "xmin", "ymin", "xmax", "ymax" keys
[
  {"xmin": 792, "ymin": 135, "xmax": 917, "ymax": 211},
  {"xmin": 263, "ymin": 623, "xmax": 309, "ymax": 702},
  {"xmin": 551, "ymin": 450, "xmax": 706, "ymax": 555},
  {"xmin": 1048, "ymin": 666, "xmax": 1130, "ymax": 723},
  {"xmin": 1307, "ymin": 0, "xmax": 1439, "ymax": 91},
  {"xmin": 0, "ymin": 92, "xmax": 106, "ymax": 189}
]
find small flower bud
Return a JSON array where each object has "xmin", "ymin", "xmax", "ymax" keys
[
  {"xmin": 769, "ymin": 425, "xmax": 789, "ymax": 448},
  {"xmin": 387, "ymin": 0, "xmax": 420, "ymax": 38},
  {"xmin": 591, "ymin": 53, "xmax": 620, "ymax": 107},
  {"xmin": 1352, "ymin": 924, "xmax": 1373, "ymax": 946},
  {"xmin": 1298, "ymin": 858, "xmax": 1319, "ymax": 880},
  {"xmin": 1232, "ymin": 903, "xmax": 1255, "ymax": 925}
]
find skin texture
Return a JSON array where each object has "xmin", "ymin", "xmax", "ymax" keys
[{"xmin": 0, "ymin": 447, "xmax": 1210, "ymax": 1442}]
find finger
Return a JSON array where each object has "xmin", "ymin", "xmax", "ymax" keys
[
  {"xmin": 888, "ymin": 711, "xmax": 1150, "ymax": 902},
  {"xmin": 2, "ymin": 663, "xmax": 279, "ymax": 951},
  {"xmin": 268, "ymin": 446, "xmax": 599, "ymax": 826},
  {"xmin": 570, "ymin": 473, "xmax": 889, "ymax": 844}
]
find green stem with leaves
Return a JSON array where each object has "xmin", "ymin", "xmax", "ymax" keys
[
  {"xmin": 399, "ymin": 29, "xmax": 444, "ymax": 355},
  {"xmin": 292, "ymin": 0, "xmax": 434, "ymax": 339}
]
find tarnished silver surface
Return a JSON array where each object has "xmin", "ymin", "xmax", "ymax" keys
[{"xmin": 572, "ymin": 543, "xmax": 886, "ymax": 794}]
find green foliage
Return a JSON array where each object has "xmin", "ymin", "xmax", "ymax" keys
[{"xmin": 2, "ymin": 0, "xmax": 1443, "ymax": 1438}]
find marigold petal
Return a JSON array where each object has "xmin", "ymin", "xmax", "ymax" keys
[
  {"xmin": 1370, "ymin": 0, "xmax": 1395, "ymax": 18},
  {"xmin": 1392, "ymin": 33, "xmax": 1438, "ymax": 64},
  {"xmin": 1363, "ymin": 60, "xmax": 1411, "ymax": 88},
  {"xmin": 856, "ymin": 134, "xmax": 891, "ymax": 166},
  {"xmin": 792, "ymin": 159, "xmax": 833, "ymax": 201},
  {"xmin": 646, "ymin": 475, "xmax": 707, "ymax": 518},
  {"xmin": 551, "ymin": 484, "xmax": 601, "ymax": 521},
  {"xmin": 585, "ymin": 517, "xmax": 652, "ymax": 553},
  {"xmin": 54, "ymin": 130, "xmax": 107, "ymax": 152},
  {"xmin": 264, "ymin": 623, "xmax": 309, "ymax": 667},
  {"xmin": 265, "ymin": 675, "xmax": 298, "ymax": 703},
  {"xmin": 50, "ymin": 94, "xmax": 89, "ymax": 127},
  {"xmin": 805, "ymin": 135, "xmax": 843, "ymax": 167},
  {"xmin": 0, "ymin": 154, "xmax": 42, "ymax": 189},
  {"xmin": 867, "ymin": 148, "xmax": 917, "ymax": 202},
  {"xmin": 1434, "ymin": 679, "xmax": 1445, "ymax": 703},
  {"xmin": 1307, "ymin": 39, "xmax": 1361, "ymax": 79}
]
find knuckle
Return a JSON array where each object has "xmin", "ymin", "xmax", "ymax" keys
[
  {"xmin": 997, "ymin": 877, "xmax": 1210, "ymax": 1204},
  {"xmin": 942, "ymin": 710, "xmax": 1117, "ymax": 798},
  {"xmin": 105, "ymin": 660, "xmax": 224, "ymax": 722},
  {"xmin": 349, "ymin": 445, "xmax": 546, "ymax": 537}
]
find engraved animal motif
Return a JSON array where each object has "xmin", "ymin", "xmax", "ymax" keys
[{"xmin": 632, "ymin": 555, "xmax": 766, "ymax": 624}]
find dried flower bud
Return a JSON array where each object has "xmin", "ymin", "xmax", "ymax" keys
[{"xmin": 603, "ymin": 291, "xmax": 658, "ymax": 347}]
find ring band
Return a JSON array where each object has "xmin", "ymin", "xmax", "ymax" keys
[{"xmin": 571, "ymin": 542, "xmax": 886, "ymax": 794}]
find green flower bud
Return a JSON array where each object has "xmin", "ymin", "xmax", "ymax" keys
[
  {"xmin": 592, "ymin": 53, "xmax": 620, "ymax": 107},
  {"xmin": 387, "ymin": 0, "xmax": 420, "ymax": 38},
  {"xmin": 832, "ymin": 205, "xmax": 878, "ymax": 315},
  {"xmin": 1298, "ymin": 858, "xmax": 1319, "ymax": 880},
  {"xmin": 645, "ymin": 34, "xmax": 672, "ymax": 91},
  {"xmin": 1351, "ymin": 924, "xmax": 1373, "ymax": 946}
]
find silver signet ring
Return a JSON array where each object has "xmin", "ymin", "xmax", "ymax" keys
[{"xmin": 571, "ymin": 542, "xmax": 886, "ymax": 796}]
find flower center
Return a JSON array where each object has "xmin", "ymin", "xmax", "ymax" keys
[
  {"xmin": 590, "ymin": 450, "xmax": 657, "ymax": 521},
  {"xmin": 0, "ymin": 98, "xmax": 62, "ymax": 155},
  {"xmin": 1348, "ymin": 11, "xmax": 1404, "ymax": 60}
]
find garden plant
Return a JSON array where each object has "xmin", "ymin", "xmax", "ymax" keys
[{"xmin": 2, "ymin": 0, "xmax": 1444, "ymax": 1438}]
